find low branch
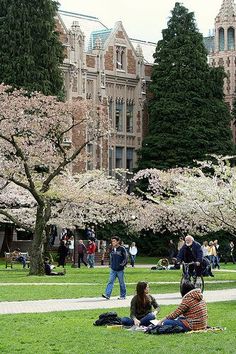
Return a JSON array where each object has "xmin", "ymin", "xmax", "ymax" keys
[{"xmin": 0, "ymin": 209, "xmax": 34, "ymax": 233}]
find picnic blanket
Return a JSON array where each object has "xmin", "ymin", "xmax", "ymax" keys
[{"xmin": 185, "ymin": 326, "xmax": 225, "ymax": 334}]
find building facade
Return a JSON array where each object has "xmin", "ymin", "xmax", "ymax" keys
[
  {"xmin": 208, "ymin": 0, "xmax": 236, "ymax": 142},
  {"xmin": 56, "ymin": 10, "xmax": 156, "ymax": 173}
]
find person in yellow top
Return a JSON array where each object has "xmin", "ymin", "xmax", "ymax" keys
[{"xmin": 207, "ymin": 241, "xmax": 216, "ymax": 268}]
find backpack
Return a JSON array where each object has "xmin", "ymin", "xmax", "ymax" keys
[
  {"xmin": 145, "ymin": 324, "xmax": 185, "ymax": 335},
  {"xmin": 93, "ymin": 312, "xmax": 122, "ymax": 326}
]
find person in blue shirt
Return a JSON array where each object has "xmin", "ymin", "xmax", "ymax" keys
[{"xmin": 102, "ymin": 236, "xmax": 127, "ymax": 300}]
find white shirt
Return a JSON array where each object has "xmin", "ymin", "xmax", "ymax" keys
[{"xmin": 129, "ymin": 246, "xmax": 138, "ymax": 256}]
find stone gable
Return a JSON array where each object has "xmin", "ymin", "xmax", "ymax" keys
[
  {"xmin": 104, "ymin": 46, "xmax": 114, "ymax": 71},
  {"xmin": 127, "ymin": 49, "xmax": 136, "ymax": 74},
  {"xmin": 86, "ymin": 55, "xmax": 96, "ymax": 68},
  {"xmin": 116, "ymin": 31, "xmax": 125, "ymax": 39}
]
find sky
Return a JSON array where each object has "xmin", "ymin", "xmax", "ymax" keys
[{"xmin": 58, "ymin": 0, "xmax": 224, "ymax": 43}]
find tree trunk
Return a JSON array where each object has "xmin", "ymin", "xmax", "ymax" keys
[{"xmin": 29, "ymin": 204, "xmax": 50, "ymax": 275}]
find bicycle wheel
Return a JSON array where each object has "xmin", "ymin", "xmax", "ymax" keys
[
  {"xmin": 193, "ymin": 275, "xmax": 204, "ymax": 292},
  {"xmin": 179, "ymin": 275, "xmax": 191, "ymax": 293}
]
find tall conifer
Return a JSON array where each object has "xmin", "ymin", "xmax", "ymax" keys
[
  {"xmin": 0, "ymin": 0, "xmax": 64, "ymax": 96},
  {"xmin": 138, "ymin": 2, "xmax": 233, "ymax": 170}
]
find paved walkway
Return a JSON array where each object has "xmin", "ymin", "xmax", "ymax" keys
[{"xmin": 0, "ymin": 289, "xmax": 235, "ymax": 315}]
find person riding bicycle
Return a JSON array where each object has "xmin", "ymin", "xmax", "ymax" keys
[{"xmin": 177, "ymin": 235, "xmax": 203, "ymax": 276}]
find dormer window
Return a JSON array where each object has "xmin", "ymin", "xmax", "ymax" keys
[{"xmin": 116, "ymin": 46, "xmax": 125, "ymax": 70}]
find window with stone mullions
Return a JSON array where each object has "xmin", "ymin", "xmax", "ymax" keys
[
  {"xmin": 116, "ymin": 46, "xmax": 125, "ymax": 70},
  {"xmin": 116, "ymin": 102, "xmax": 123, "ymax": 132},
  {"xmin": 126, "ymin": 104, "xmax": 134, "ymax": 133}
]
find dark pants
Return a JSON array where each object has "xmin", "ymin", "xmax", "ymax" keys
[
  {"xmin": 78, "ymin": 253, "xmax": 87, "ymax": 268},
  {"xmin": 121, "ymin": 312, "xmax": 155, "ymax": 327}
]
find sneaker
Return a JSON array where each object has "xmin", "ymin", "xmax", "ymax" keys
[
  {"xmin": 102, "ymin": 294, "xmax": 110, "ymax": 300},
  {"xmin": 118, "ymin": 297, "xmax": 126, "ymax": 300}
]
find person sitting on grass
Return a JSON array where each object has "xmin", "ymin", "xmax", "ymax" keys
[
  {"xmin": 44, "ymin": 257, "xmax": 65, "ymax": 276},
  {"xmin": 121, "ymin": 281, "xmax": 160, "ymax": 327},
  {"xmin": 157, "ymin": 282, "xmax": 208, "ymax": 332}
]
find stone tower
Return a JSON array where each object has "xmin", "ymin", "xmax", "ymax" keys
[{"xmin": 209, "ymin": 0, "xmax": 236, "ymax": 141}]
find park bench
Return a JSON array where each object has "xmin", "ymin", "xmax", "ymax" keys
[{"xmin": 4, "ymin": 252, "xmax": 30, "ymax": 268}]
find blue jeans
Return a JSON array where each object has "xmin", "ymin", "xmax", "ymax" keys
[
  {"xmin": 162, "ymin": 318, "xmax": 190, "ymax": 332},
  {"xmin": 130, "ymin": 255, "xmax": 136, "ymax": 267},
  {"xmin": 17, "ymin": 256, "xmax": 26, "ymax": 268},
  {"xmin": 105, "ymin": 269, "xmax": 126, "ymax": 298},
  {"xmin": 121, "ymin": 312, "xmax": 155, "ymax": 327},
  {"xmin": 87, "ymin": 254, "xmax": 95, "ymax": 268}
]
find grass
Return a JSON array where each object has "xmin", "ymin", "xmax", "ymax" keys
[
  {"xmin": 0, "ymin": 261, "xmax": 235, "ymax": 301},
  {"xmin": 0, "ymin": 258, "xmax": 235, "ymax": 353},
  {"xmin": 0, "ymin": 268, "xmax": 235, "ymax": 300},
  {"xmin": 0, "ymin": 302, "xmax": 235, "ymax": 354}
]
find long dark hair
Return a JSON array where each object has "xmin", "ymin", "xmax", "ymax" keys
[{"xmin": 136, "ymin": 281, "xmax": 150, "ymax": 311}]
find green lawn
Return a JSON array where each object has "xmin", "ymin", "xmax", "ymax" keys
[
  {"xmin": 0, "ymin": 258, "xmax": 235, "ymax": 353},
  {"xmin": 0, "ymin": 302, "xmax": 235, "ymax": 354},
  {"xmin": 0, "ymin": 263, "xmax": 235, "ymax": 301}
]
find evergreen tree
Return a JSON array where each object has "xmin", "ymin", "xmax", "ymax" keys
[
  {"xmin": 138, "ymin": 2, "xmax": 233, "ymax": 170},
  {"xmin": 0, "ymin": 0, "xmax": 64, "ymax": 97}
]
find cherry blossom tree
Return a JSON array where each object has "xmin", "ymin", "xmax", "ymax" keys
[
  {"xmin": 0, "ymin": 84, "xmax": 111, "ymax": 274},
  {"xmin": 132, "ymin": 156, "xmax": 236, "ymax": 238}
]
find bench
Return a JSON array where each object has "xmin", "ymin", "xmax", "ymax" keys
[{"xmin": 5, "ymin": 252, "xmax": 30, "ymax": 268}]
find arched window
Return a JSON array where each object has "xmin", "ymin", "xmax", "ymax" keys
[
  {"xmin": 228, "ymin": 27, "xmax": 235, "ymax": 50},
  {"xmin": 219, "ymin": 28, "xmax": 224, "ymax": 51}
]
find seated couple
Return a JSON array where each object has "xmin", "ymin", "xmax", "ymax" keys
[{"xmin": 121, "ymin": 281, "xmax": 208, "ymax": 331}]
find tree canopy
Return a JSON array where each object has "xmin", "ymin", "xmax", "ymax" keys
[
  {"xmin": 0, "ymin": 84, "xmax": 111, "ymax": 274},
  {"xmin": 0, "ymin": 0, "xmax": 64, "ymax": 97},
  {"xmin": 138, "ymin": 2, "xmax": 233, "ymax": 170}
]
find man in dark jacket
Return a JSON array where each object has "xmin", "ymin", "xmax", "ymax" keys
[
  {"xmin": 102, "ymin": 236, "xmax": 127, "ymax": 300},
  {"xmin": 177, "ymin": 235, "xmax": 203, "ymax": 276}
]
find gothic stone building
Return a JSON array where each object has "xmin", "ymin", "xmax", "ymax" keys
[
  {"xmin": 56, "ymin": 0, "xmax": 236, "ymax": 175},
  {"xmin": 56, "ymin": 10, "xmax": 156, "ymax": 174},
  {"xmin": 2, "ymin": 0, "xmax": 236, "ymax": 250},
  {"xmin": 207, "ymin": 0, "xmax": 236, "ymax": 142}
]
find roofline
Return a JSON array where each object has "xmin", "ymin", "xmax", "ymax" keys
[
  {"xmin": 58, "ymin": 9, "xmax": 109, "ymax": 29},
  {"xmin": 129, "ymin": 37, "xmax": 157, "ymax": 45}
]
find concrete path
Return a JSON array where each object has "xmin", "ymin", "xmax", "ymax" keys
[{"xmin": 0, "ymin": 289, "xmax": 235, "ymax": 315}]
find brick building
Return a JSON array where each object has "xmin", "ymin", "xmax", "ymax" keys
[
  {"xmin": 56, "ymin": 10, "xmax": 156, "ymax": 173},
  {"xmin": 207, "ymin": 0, "xmax": 236, "ymax": 142}
]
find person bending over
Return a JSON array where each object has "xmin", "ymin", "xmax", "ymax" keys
[
  {"xmin": 157, "ymin": 282, "xmax": 208, "ymax": 332},
  {"xmin": 121, "ymin": 281, "xmax": 160, "ymax": 327}
]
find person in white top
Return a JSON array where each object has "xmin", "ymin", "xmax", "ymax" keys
[
  {"xmin": 67, "ymin": 236, "xmax": 74, "ymax": 262},
  {"xmin": 129, "ymin": 242, "xmax": 138, "ymax": 267},
  {"xmin": 201, "ymin": 241, "xmax": 209, "ymax": 258}
]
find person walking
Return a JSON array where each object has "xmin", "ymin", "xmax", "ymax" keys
[
  {"xmin": 87, "ymin": 239, "xmax": 96, "ymax": 268},
  {"xmin": 102, "ymin": 236, "xmax": 127, "ymax": 300},
  {"xmin": 229, "ymin": 241, "xmax": 235, "ymax": 264},
  {"xmin": 100, "ymin": 240, "xmax": 107, "ymax": 266},
  {"xmin": 129, "ymin": 242, "xmax": 138, "ymax": 267},
  {"xmin": 168, "ymin": 239, "xmax": 177, "ymax": 259},
  {"xmin": 57, "ymin": 240, "xmax": 68, "ymax": 268},
  {"xmin": 78, "ymin": 239, "xmax": 87, "ymax": 268},
  {"xmin": 177, "ymin": 236, "xmax": 185, "ymax": 251}
]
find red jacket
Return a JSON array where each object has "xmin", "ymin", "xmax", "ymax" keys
[{"xmin": 87, "ymin": 242, "xmax": 96, "ymax": 254}]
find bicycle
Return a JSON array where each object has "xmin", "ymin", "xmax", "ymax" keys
[{"xmin": 180, "ymin": 262, "xmax": 204, "ymax": 293}]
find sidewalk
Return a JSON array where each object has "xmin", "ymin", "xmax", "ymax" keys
[{"xmin": 0, "ymin": 289, "xmax": 235, "ymax": 315}]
